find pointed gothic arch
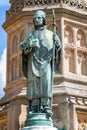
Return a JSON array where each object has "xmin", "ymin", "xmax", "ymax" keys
[
  {"xmin": 20, "ymin": 30, "xmax": 25, "ymax": 42},
  {"xmin": 64, "ymin": 25, "xmax": 74, "ymax": 44},
  {"xmin": 12, "ymin": 35, "xmax": 18, "ymax": 52},
  {"xmin": 77, "ymin": 29, "xmax": 85, "ymax": 47}
]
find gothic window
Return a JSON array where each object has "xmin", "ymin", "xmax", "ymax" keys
[
  {"xmin": 81, "ymin": 59, "xmax": 86, "ymax": 75},
  {"xmin": 77, "ymin": 29, "xmax": 85, "ymax": 47},
  {"xmin": 77, "ymin": 51, "xmax": 87, "ymax": 76},
  {"xmin": 12, "ymin": 57, "xmax": 17, "ymax": 80},
  {"xmin": 12, "ymin": 35, "xmax": 18, "ymax": 52},
  {"xmin": 69, "ymin": 51, "xmax": 75, "ymax": 73},
  {"xmin": 19, "ymin": 54, "xmax": 23, "ymax": 77},
  {"xmin": 65, "ymin": 49, "xmax": 70, "ymax": 72},
  {"xmin": 81, "ymin": 52, "xmax": 86, "ymax": 76},
  {"xmin": 64, "ymin": 26, "xmax": 73, "ymax": 44},
  {"xmin": 69, "ymin": 50, "xmax": 75, "ymax": 73},
  {"xmin": 65, "ymin": 49, "xmax": 75, "ymax": 73},
  {"xmin": 19, "ymin": 30, "xmax": 25, "ymax": 77}
]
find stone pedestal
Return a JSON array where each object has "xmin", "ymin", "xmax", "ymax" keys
[
  {"xmin": 22, "ymin": 126, "xmax": 57, "ymax": 130},
  {"xmin": 24, "ymin": 113, "xmax": 53, "ymax": 126},
  {"xmin": 22, "ymin": 113, "xmax": 57, "ymax": 130}
]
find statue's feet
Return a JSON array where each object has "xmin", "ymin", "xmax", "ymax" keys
[
  {"xmin": 46, "ymin": 109, "xmax": 53, "ymax": 116},
  {"xmin": 29, "ymin": 105, "xmax": 38, "ymax": 114},
  {"xmin": 29, "ymin": 111, "xmax": 33, "ymax": 114},
  {"xmin": 43, "ymin": 106, "xmax": 53, "ymax": 116}
]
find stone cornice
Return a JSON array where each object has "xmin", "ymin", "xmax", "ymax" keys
[
  {"xmin": 6, "ymin": 0, "xmax": 24, "ymax": 20},
  {"xmin": 69, "ymin": 96, "xmax": 87, "ymax": 106},
  {"xmin": 0, "ymin": 94, "xmax": 26, "ymax": 109},
  {"xmin": 6, "ymin": 0, "xmax": 87, "ymax": 21},
  {"xmin": 4, "ymin": 76, "xmax": 27, "ymax": 92},
  {"xmin": 54, "ymin": 73, "xmax": 87, "ymax": 86}
]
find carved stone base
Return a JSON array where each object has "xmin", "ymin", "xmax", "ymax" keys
[{"xmin": 22, "ymin": 126, "xmax": 57, "ymax": 130}]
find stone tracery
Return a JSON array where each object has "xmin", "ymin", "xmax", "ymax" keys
[
  {"xmin": 64, "ymin": 22, "xmax": 87, "ymax": 76},
  {"xmin": 77, "ymin": 29, "xmax": 85, "ymax": 47},
  {"xmin": 77, "ymin": 51, "xmax": 87, "ymax": 75},
  {"xmin": 64, "ymin": 26, "xmax": 73, "ymax": 44},
  {"xmin": 19, "ymin": 30, "xmax": 25, "ymax": 77},
  {"xmin": 12, "ymin": 35, "xmax": 18, "ymax": 52}
]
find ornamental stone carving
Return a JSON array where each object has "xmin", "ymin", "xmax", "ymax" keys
[
  {"xmin": 24, "ymin": 0, "xmax": 33, "ymax": 6},
  {"xmin": 77, "ymin": 30, "xmax": 85, "ymax": 47},
  {"xmin": 6, "ymin": 0, "xmax": 87, "ymax": 20},
  {"xmin": 6, "ymin": 0, "xmax": 24, "ymax": 20},
  {"xmin": 69, "ymin": 96, "xmax": 87, "ymax": 106},
  {"xmin": 64, "ymin": 26, "xmax": 73, "ymax": 44},
  {"xmin": 63, "ymin": 0, "xmax": 69, "ymax": 4}
]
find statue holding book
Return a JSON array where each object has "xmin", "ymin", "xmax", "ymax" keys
[{"xmin": 20, "ymin": 10, "xmax": 61, "ymax": 117}]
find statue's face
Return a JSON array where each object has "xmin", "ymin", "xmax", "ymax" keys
[{"xmin": 34, "ymin": 15, "xmax": 43, "ymax": 27}]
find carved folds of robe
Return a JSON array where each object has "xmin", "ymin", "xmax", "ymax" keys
[{"xmin": 21, "ymin": 28, "xmax": 61, "ymax": 109}]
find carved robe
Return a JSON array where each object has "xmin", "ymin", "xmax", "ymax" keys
[{"xmin": 21, "ymin": 28, "xmax": 61, "ymax": 108}]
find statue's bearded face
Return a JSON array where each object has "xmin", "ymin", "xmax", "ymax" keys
[{"xmin": 34, "ymin": 15, "xmax": 43, "ymax": 27}]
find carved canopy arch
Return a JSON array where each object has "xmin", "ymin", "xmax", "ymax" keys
[
  {"xmin": 20, "ymin": 30, "xmax": 25, "ymax": 42},
  {"xmin": 12, "ymin": 57, "xmax": 18, "ymax": 80},
  {"xmin": 19, "ymin": 30, "xmax": 25, "ymax": 77},
  {"xmin": 64, "ymin": 25, "xmax": 74, "ymax": 44},
  {"xmin": 69, "ymin": 50, "xmax": 75, "ymax": 73},
  {"xmin": 77, "ymin": 29, "xmax": 85, "ymax": 47},
  {"xmin": 77, "ymin": 51, "xmax": 87, "ymax": 76},
  {"xmin": 65, "ymin": 48, "xmax": 75, "ymax": 73},
  {"xmin": 81, "ymin": 58, "xmax": 87, "ymax": 76},
  {"xmin": 12, "ymin": 35, "xmax": 18, "ymax": 52}
]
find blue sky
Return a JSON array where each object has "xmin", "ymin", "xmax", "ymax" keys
[{"xmin": 0, "ymin": 0, "xmax": 10, "ymax": 99}]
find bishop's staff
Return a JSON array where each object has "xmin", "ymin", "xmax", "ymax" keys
[
  {"xmin": 52, "ymin": 9, "xmax": 61, "ymax": 80},
  {"xmin": 50, "ymin": 9, "xmax": 56, "ymax": 111},
  {"xmin": 52, "ymin": 9, "xmax": 56, "ymax": 82}
]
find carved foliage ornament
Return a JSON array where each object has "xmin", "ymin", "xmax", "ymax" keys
[
  {"xmin": 6, "ymin": 0, "xmax": 24, "ymax": 19},
  {"xmin": 64, "ymin": 0, "xmax": 87, "ymax": 10},
  {"xmin": 24, "ymin": 0, "xmax": 87, "ymax": 11},
  {"xmin": 6, "ymin": 0, "xmax": 87, "ymax": 20},
  {"xmin": 24, "ymin": 0, "xmax": 60, "ymax": 6},
  {"xmin": 63, "ymin": 0, "xmax": 69, "ymax": 4}
]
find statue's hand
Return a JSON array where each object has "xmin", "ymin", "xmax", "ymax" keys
[
  {"xmin": 20, "ymin": 39, "xmax": 32, "ymax": 54},
  {"xmin": 20, "ymin": 38, "xmax": 40, "ymax": 53},
  {"xmin": 20, "ymin": 39, "xmax": 30, "ymax": 49},
  {"xmin": 53, "ymin": 33, "xmax": 57, "ymax": 43},
  {"xmin": 53, "ymin": 33, "xmax": 62, "ymax": 49}
]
